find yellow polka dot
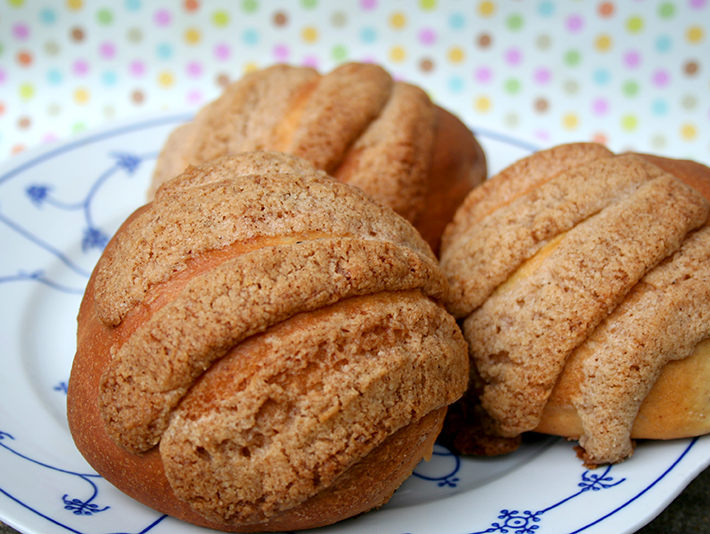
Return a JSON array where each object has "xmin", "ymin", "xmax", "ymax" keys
[
  {"xmin": 420, "ymin": 0, "xmax": 436, "ymax": 9},
  {"xmin": 244, "ymin": 62, "xmax": 259, "ymax": 73},
  {"xmin": 474, "ymin": 96, "xmax": 491, "ymax": 113},
  {"xmin": 448, "ymin": 46, "xmax": 465, "ymax": 63},
  {"xmin": 19, "ymin": 83, "xmax": 35, "ymax": 100},
  {"xmin": 389, "ymin": 12, "xmax": 406, "ymax": 29},
  {"xmin": 8, "ymin": 0, "xmax": 25, "ymax": 7},
  {"xmin": 66, "ymin": 0, "xmax": 83, "ymax": 10},
  {"xmin": 595, "ymin": 34, "xmax": 612, "ymax": 52},
  {"xmin": 621, "ymin": 114, "xmax": 638, "ymax": 131},
  {"xmin": 478, "ymin": 1, "xmax": 495, "ymax": 17},
  {"xmin": 185, "ymin": 27, "xmax": 201, "ymax": 45},
  {"xmin": 73, "ymin": 87, "xmax": 90, "ymax": 104},
  {"xmin": 302, "ymin": 26, "xmax": 318, "ymax": 43},
  {"xmin": 686, "ymin": 25, "xmax": 704, "ymax": 43},
  {"xmin": 390, "ymin": 46, "xmax": 406, "ymax": 62},
  {"xmin": 212, "ymin": 11, "xmax": 229, "ymax": 27},
  {"xmin": 680, "ymin": 123, "xmax": 698, "ymax": 140},
  {"xmin": 562, "ymin": 113, "xmax": 579, "ymax": 130},
  {"xmin": 159, "ymin": 71, "xmax": 175, "ymax": 87}
]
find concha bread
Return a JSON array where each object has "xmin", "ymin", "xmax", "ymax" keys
[
  {"xmin": 149, "ymin": 62, "xmax": 487, "ymax": 253},
  {"xmin": 67, "ymin": 152, "xmax": 469, "ymax": 531},
  {"xmin": 439, "ymin": 143, "xmax": 710, "ymax": 466}
]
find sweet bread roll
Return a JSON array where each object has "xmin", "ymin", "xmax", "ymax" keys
[
  {"xmin": 149, "ymin": 62, "xmax": 486, "ymax": 253},
  {"xmin": 67, "ymin": 152, "xmax": 469, "ymax": 531},
  {"xmin": 439, "ymin": 143, "xmax": 710, "ymax": 466}
]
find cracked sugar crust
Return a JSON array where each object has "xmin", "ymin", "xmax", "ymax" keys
[
  {"xmin": 94, "ymin": 152, "xmax": 434, "ymax": 327},
  {"xmin": 333, "ymin": 82, "xmax": 435, "ymax": 224},
  {"xmin": 441, "ymin": 154, "xmax": 667, "ymax": 318},
  {"xmin": 550, "ymin": 225, "xmax": 710, "ymax": 465},
  {"xmin": 149, "ymin": 65, "xmax": 321, "ymax": 194},
  {"xmin": 441, "ymin": 143, "xmax": 614, "ymax": 254},
  {"xmin": 463, "ymin": 174, "xmax": 709, "ymax": 438},
  {"xmin": 147, "ymin": 63, "xmax": 451, "ymax": 238},
  {"xmin": 160, "ymin": 290, "xmax": 468, "ymax": 525},
  {"xmin": 99, "ymin": 236, "xmax": 448, "ymax": 452}
]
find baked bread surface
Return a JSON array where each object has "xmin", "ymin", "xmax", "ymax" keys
[
  {"xmin": 68, "ymin": 152, "xmax": 469, "ymax": 531},
  {"xmin": 440, "ymin": 143, "xmax": 710, "ymax": 466},
  {"xmin": 149, "ymin": 62, "xmax": 486, "ymax": 253}
]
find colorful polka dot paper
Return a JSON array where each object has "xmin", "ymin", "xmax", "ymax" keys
[{"xmin": 1, "ymin": 0, "xmax": 708, "ymax": 165}]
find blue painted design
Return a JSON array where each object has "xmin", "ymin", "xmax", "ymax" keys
[
  {"xmin": 412, "ymin": 444, "xmax": 461, "ymax": 488},
  {"xmin": 54, "ymin": 381, "xmax": 69, "ymax": 394},
  {"xmin": 468, "ymin": 465, "xmax": 625, "ymax": 533},
  {"xmin": 0, "ymin": 430, "xmax": 167, "ymax": 533}
]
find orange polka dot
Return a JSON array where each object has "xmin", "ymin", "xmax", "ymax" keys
[
  {"xmin": 12, "ymin": 144, "xmax": 26, "ymax": 155},
  {"xmin": 0, "ymin": 102, "xmax": 5, "ymax": 115},
  {"xmin": 592, "ymin": 132, "xmax": 608, "ymax": 145},
  {"xmin": 17, "ymin": 50, "xmax": 33, "ymax": 66},
  {"xmin": 184, "ymin": 0, "xmax": 199, "ymax": 11},
  {"xmin": 598, "ymin": 2, "xmax": 614, "ymax": 17}
]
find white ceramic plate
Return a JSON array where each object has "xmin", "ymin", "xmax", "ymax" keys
[{"xmin": 0, "ymin": 114, "xmax": 708, "ymax": 534}]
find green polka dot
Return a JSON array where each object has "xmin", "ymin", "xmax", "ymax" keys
[
  {"xmin": 19, "ymin": 83, "xmax": 35, "ymax": 100},
  {"xmin": 627, "ymin": 16, "xmax": 644, "ymax": 33},
  {"xmin": 507, "ymin": 13, "xmax": 524, "ymax": 31},
  {"xmin": 658, "ymin": 3, "xmax": 675, "ymax": 18},
  {"xmin": 621, "ymin": 115, "xmax": 638, "ymax": 131},
  {"xmin": 332, "ymin": 44, "xmax": 347, "ymax": 61},
  {"xmin": 97, "ymin": 8, "xmax": 113, "ymax": 25},
  {"xmin": 420, "ymin": 0, "xmax": 436, "ymax": 9},
  {"xmin": 564, "ymin": 49, "xmax": 581, "ymax": 66},
  {"xmin": 622, "ymin": 80, "xmax": 639, "ymax": 97},
  {"xmin": 242, "ymin": 0, "xmax": 258, "ymax": 13},
  {"xmin": 8, "ymin": 0, "xmax": 24, "ymax": 7},
  {"xmin": 505, "ymin": 78, "xmax": 522, "ymax": 94},
  {"xmin": 72, "ymin": 122, "xmax": 87, "ymax": 134},
  {"xmin": 213, "ymin": 11, "xmax": 229, "ymax": 26},
  {"xmin": 301, "ymin": 0, "xmax": 317, "ymax": 8}
]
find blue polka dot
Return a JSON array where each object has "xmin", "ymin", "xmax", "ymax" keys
[
  {"xmin": 156, "ymin": 42, "xmax": 173, "ymax": 59},
  {"xmin": 47, "ymin": 69, "xmax": 62, "ymax": 85},
  {"xmin": 655, "ymin": 35, "xmax": 672, "ymax": 53},
  {"xmin": 449, "ymin": 76, "xmax": 464, "ymax": 93},
  {"xmin": 652, "ymin": 99, "xmax": 668, "ymax": 116},
  {"xmin": 593, "ymin": 68, "xmax": 610, "ymax": 85},
  {"xmin": 125, "ymin": 0, "xmax": 142, "ymax": 11},
  {"xmin": 360, "ymin": 27, "xmax": 377, "ymax": 44},
  {"xmin": 102, "ymin": 71, "xmax": 118, "ymax": 86},
  {"xmin": 449, "ymin": 12, "xmax": 465, "ymax": 29},
  {"xmin": 538, "ymin": 1, "xmax": 555, "ymax": 16},
  {"xmin": 243, "ymin": 28, "xmax": 259, "ymax": 46},
  {"xmin": 39, "ymin": 8, "xmax": 57, "ymax": 24}
]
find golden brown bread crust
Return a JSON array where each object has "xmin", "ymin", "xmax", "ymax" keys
[
  {"xmin": 149, "ymin": 62, "xmax": 486, "ymax": 253},
  {"xmin": 68, "ymin": 153, "xmax": 469, "ymax": 530},
  {"xmin": 439, "ymin": 143, "xmax": 710, "ymax": 465}
]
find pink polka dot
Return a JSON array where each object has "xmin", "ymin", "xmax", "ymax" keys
[
  {"xmin": 73, "ymin": 60, "xmax": 89, "ymax": 76},
  {"xmin": 130, "ymin": 60, "xmax": 146, "ymax": 77},
  {"xmin": 43, "ymin": 132, "xmax": 59, "ymax": 143},
  {"xmin": 154, "ymin": 9, "xmax": 172, "ymax": 26},
  {"xmin": 419, "ymin": 28, "xmax": 437, "ymax": 45},
  {"xmin": 13, "ymin": 23, "xmax": 30, "ymax": 40},
  {"xmin": 186, "ymin": 62, "xmax": 202, "ymax": 78},
  {"xmin": 0, "ymin": 69, "xmax": 6, "ymax": 84},
  {"xmin": 534, "ymin": 130, "xmax": 551, "ymax": 141},
  {"xmin": 652, "ymin": 69, "xmax": 670, "ymax": 87},
  {"xmin": 187, "ymin": 89, "xmax": 203, "ymax": 105},
  {"xmin": 505, "ymin": 48, "xmax": 522, "ymax": 66},
  {"xmin": 100, "ymin": 42, "xmax": 116, "ymax": 59},
  {"xmin": 690, "ymin": 0, "xmax": 706, "ymax": 8},
  {"xmin": 566, "ymin": 14, "xmax": 584, "ymax": 33},
  {"xmin": 302, "ymin": 55, "xmax": 319, "ymax": 68},
  {"xmin": 214, "ymin": 43, "xmax": 231, "ymax": 61},
  {"xmin": 592, "ymin": 97, "xmax": 609, "ymax": 115},
  {"xmin": 360, "ymin": 0, "xmax": 377, "ymax": 9},
  {"xmin": 273, "ymin": 44, "xmax": 290, "ymax": 61},
  {"xmin": 475, "ymin": 66, "xmax": 493, "ymax": 83},
  {"xmin": 533, "ymin": 67, "xmax": 551, "ymax": 84},
  {"xmin": 623, "ymin": 50, "xmax": 641, "ymax": 69}
]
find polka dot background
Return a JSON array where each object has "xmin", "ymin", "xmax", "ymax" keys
[{"xmin": 0, "ymin": 0, "xmax": 709, "ymax": 165}]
